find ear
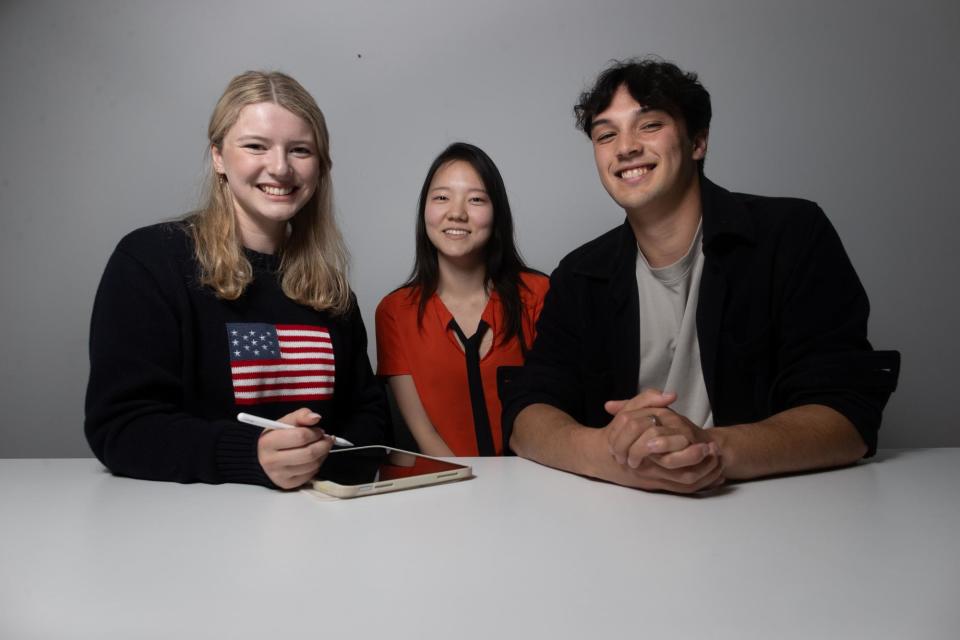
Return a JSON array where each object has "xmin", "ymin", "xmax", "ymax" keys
[
  {"xmin": 210, "ymin": 144, "xmax": 225, "ymax": 175},
  {"xmin": 691, "ymin": 130, "xmax": 709, "ymax": 161}
]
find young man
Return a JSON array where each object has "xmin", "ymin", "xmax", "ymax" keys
[{"xmin": 502, "ymin": 58, "xmax": 899, "ymax": 494}]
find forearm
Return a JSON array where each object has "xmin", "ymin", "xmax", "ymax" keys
[
  {"xmin": 388, "ymin": 376, "xmax": 454, "ymax": 457},
  {"xmin": 707, "ymin": 404, "xmax": 867, "ymax": 480},
  {"xmin": 412, "ymin": 430, "xmax": 456, "ymax": 457},
  {"xmin": 509, "ymin": 403, "xmax": 612, "ymax": 479}
]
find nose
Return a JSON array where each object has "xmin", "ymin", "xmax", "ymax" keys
[
  {"xmin": 446, "ymin": 196, "xmax": 468, "ymax": 221},
  {"xmin": 268, "ymin": 149, "xmax": 292, "ymax": 177},
  {"xmin": 616, "ymin": 130, "xmax": 642, "ymax": 160}
]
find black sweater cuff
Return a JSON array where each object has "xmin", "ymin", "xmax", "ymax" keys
[{"xmin": 215, "ymin": 423, "xmax": 275, "ymax": 488}]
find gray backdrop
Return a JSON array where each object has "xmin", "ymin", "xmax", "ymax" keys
[{"xmin": 1, "ymin": 0, "xmax": 957, "ymax": 457}]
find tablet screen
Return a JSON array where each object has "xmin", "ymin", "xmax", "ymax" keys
[{"xmin": 318, "ymin": 446, "xmax": 469, "ymax": 486}]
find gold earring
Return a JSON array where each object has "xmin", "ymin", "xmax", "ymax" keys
[{"xmin": 217, "ymin": 173, "xmax": 226, "ymax": 185}]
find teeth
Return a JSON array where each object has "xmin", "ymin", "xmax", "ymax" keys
[
  {"xmin": 444, "ymin": 229, "xmax": 469, "ymax": 236},
  {"xmin": 261, "ymin": 185, "xmax": 294, "ymax": 196},
  {"xmin": 620, "ymin": 167, "xmax": 649, "ymax": 179}
]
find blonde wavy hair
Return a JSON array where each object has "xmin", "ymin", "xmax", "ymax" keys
[{"xmin": 188, "ymin": 70, "xmax": 351, "ymax": 315}]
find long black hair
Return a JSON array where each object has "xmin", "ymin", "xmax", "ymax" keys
[{"xmin": 402, "ymin": 142, "xmax": 535, "ymax": 352}]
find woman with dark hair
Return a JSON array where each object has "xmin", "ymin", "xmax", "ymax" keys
[{"xmin": 375, "ymin": 142, "xmax": 548, "ymax": 456}]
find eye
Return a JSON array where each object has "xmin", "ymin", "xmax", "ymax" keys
[
  {"xmin": 291, "ymin": 146, "xmax": 314, "ymax": 157},
  {"xmin": 640, "ymin": 121, "xmax": 663, "ymax": 132},
  {"xmin": 469, "ymin": 196, "xmax": 489, "ymax": 205},
  {"xmin": 432, "ymin": 194, "xmax": 449, "ymax": 202},
  {"xmin": 243, "ymin": 143, "xmax": 267, "ymax": 152},
  {"xmin": 594, "ymin": 131, "xmax": 615, "ymax": 143}
]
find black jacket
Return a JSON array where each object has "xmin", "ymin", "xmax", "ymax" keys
[{"xmin": 502, "ymin": 178, "xmax": 899, "ymax": 455}]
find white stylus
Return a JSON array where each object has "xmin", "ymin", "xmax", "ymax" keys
[{"xmin": 237, "ymin": 412, "xmax": 354, "ymax": 447}]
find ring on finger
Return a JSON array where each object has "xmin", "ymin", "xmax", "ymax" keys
[{"xmin": 649, "ymin": 414, "xmax": 661, "ymax": 426}]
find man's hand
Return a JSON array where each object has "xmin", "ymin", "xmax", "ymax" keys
[
  {"xmin": 602, "ymin": 390, "xmax": 724, "ymax": 493},
  {"xmin": 257, "ymin": 408, "xmax": 333, "ymax": 489}
]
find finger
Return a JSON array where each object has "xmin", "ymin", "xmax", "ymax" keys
[
  {"xmin": 264, "ymin": 426, "xmax": 327, "ymax": 451},
  {"xmin": 638, "ymin": 450, "xmax": 720, "ymax": 486},
  {"xmin": 269, "ymin": 435, "xmax": 333, "ymax": 466},
  {"xmin": 666, "ymin": 454, "xmax": 723, "ymax": 487},
  {"xmin": 609, "ymin": 416, "xmax": 660, "ymax": 464},
  {"xmin": 278, "ymin": 459, "xmax": 323, "ymax": 480},
  {"xmin": 655, "ymin": 462, "xmax": 725, "ymax": 494},
  {"xmin": 272, "ymin": 467, "xmax": 319, "ymax": 490},
  {"xmin": 651, "ymin": 411, "xmax": 708, "ymax": 446},
  {"xmin": 278, "ymin": 407, "xmax": 323, "ymax": 428},
  {"xmin": 625, "ymin": 428, "xmax": 689, "ymax": 468},
  {"xmin": 644, "ymin": 434, "xmax": 695, "ymax": 456},
  {"xmin": 606, "ymin": 404, "xmax": 670, "ymax": 449},
  {"xmin": 285, "ymin": 471, "xmax": 319, "ymax": 489},
  {"xmin": 692, "ymin": 460, "xmax": 726, "ymax": 492},
  {"xmin": 604, "ymin": 389, "xmax": 677, "ymax": 416},
  {"xmin": 278, "ymin": 443, "xmax": 335, "ymax": 488},
  {"xmin": 654, "ymin": 443, "xmax": 713, "ymax": 469},
  {"xmin": 616, "ymin": 411, "xmax": 687, "ymax": 463}
]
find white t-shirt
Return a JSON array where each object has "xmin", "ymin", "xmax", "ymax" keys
[{"xmin": 635, "ymin": 221, "xmax": 714, "ymax": 428}]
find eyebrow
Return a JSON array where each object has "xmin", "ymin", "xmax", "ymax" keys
[
  {"xmin": 590, "ymin": 105, "xmax": 653, "ymax": 131},
  {"xmin": 235, "ymin": 134, "xmax": 315, "ymax": 146},
  {"xmin": 429, "ymin": 185, "xmax": 489, "ymax": 194}
]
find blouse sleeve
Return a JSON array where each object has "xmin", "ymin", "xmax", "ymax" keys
[{"xmin": 375, "ymin": 294, "xmax": 412, "ymax": 377}]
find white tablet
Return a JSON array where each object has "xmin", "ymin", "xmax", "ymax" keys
[{"xmin": 311, "ymin": 445, "xmax": 473, "ymax": 498}]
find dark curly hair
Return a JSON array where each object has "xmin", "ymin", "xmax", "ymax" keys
[{"xmin": 574, "ymin": 57, "xmax": 712, "ymax": 172}]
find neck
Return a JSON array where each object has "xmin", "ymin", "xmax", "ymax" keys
[
  {"xmin": 627, "ymin": 173, "xmax": 702, "ymax": 268},
  {"xmin": 436, "ymin": 254, "xmax": 488, "ymax": 300},
  {"xmin": 237, "ymin": 218, "xmax": 286, "ymax": 255}
]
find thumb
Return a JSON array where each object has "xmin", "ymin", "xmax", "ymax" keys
[
  {"xmin": 286, "ymin": 407, "xmax": 322, "ymax": 427},
  {"xmin": 605, "ymin": 399, "xmax": 628, "ymax": 415}
]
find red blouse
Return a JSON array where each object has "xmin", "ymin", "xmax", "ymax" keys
[{"xmin": 375, "ymin": 272, "xmax": 549, "ymax": 455}]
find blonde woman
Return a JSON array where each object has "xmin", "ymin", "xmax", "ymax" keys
[{"xmin": 85, "ymin": 71, "xmax": 386, "ymax": 489}]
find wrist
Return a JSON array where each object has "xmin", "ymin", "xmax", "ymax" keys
[
  {"xmin": 572, "ymin": 425, "xmax": 613, "ymax": 480},
  {"xmin": 705, "ymin": 424, "xmax": 745, "ymax": 479}
]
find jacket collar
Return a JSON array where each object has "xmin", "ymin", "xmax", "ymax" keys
[
  {"xmin": 700, "ymin": 175, "xmax": 757, "ymax": 249},
  {"xmin": 571, "ymin": 175, "xmax": 757, "ymax": 283}
]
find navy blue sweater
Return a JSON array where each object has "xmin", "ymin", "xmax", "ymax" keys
[{"xmin": 85, "ymin": 222, "xmax": 387, "ymax": 486}]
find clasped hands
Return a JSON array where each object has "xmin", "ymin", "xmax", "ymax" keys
[{"xmin": 602, "ymin": 389, "xmax": 724, "ymax": 493}]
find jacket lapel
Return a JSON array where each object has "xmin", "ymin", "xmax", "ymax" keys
[
  {"xmin": 697, "ymin": 177, "xmax": 756, "ymax": 407},
  {"xmin": 570, "ymin": 220, "xmax": 640, "ymax": 400},
  {"xmin": 608, "ymin": 222, "xmax": 641, "ymax": 399}
]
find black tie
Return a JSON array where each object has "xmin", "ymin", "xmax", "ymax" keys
[{"xmin": 448, "ymin": 319, "xmax": 496, "ymax": 456}]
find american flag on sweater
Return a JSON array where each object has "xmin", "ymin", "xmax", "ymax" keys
[{"xmin": 226, "ymin": 323, "xmax": 335, "ymax": 405}]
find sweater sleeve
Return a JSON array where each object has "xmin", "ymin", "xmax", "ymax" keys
[
  {"xmin": 330, "ymin": 296, "xmax": 389, "ymax": 448},
  {"xmin": 84, "ymin": 244, "xmax": 272, "ymax": 486}
]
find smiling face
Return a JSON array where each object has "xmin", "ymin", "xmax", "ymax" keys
[
  {"xmin": 590, "ymin": 84, "xmax": 706, "ymax": 219},
  {"xmin": 423, "ymin": 160, "xmax": 494, "ymax": 269},
  {"xmin": 211, "ymin": 102, "xmax": 320, "ymax": 251}
]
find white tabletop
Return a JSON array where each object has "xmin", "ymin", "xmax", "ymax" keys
[{"xmin": 2, "ymin": 450, "xmax": 958, "ymax": 639}]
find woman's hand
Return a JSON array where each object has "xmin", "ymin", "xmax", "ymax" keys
[{"xmin": 257, "ymin": 408, "xmax": 333, "ymax": 489}]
